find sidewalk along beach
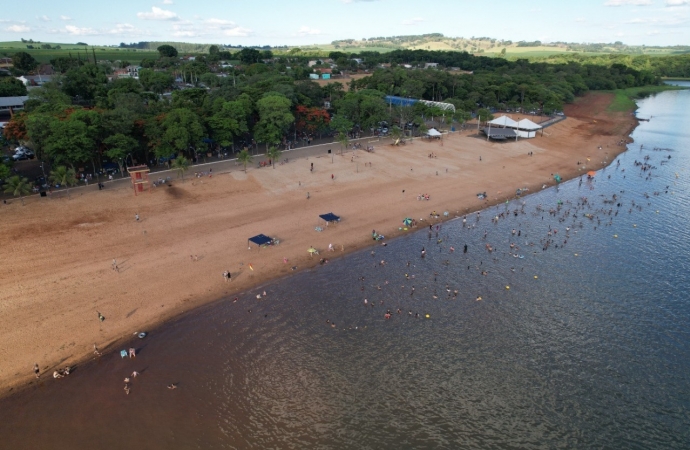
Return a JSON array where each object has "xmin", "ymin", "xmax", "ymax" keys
[{"xmin": 0, "ymin": 92, "xmax": 638, "ymax": 396}]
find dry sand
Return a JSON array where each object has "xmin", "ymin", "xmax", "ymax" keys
[{"xmin": 0, "ymin": 93, "xmax": 637, "ymax": 396}]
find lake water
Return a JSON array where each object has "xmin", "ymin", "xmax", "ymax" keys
[{"xmin": 1, "ymin": 87, "xmax": 689, "ymax": 449}]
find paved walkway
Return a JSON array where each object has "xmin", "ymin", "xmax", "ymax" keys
[{"xmin": 24, "ymin": 135, "xmax": 396, "ymax": 198}]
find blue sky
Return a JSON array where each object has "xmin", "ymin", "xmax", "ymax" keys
[{"xmin": 1, "ymin": 0, "xmax": 689, "ymax": 46}]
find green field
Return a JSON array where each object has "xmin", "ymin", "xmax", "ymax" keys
[
  {"xmin": 607, "ymin": 85, "xmax": 688, "ymax": 112},
  {"xmin": 0, "ymin": 41, "xmax": 163, "ymax": 64}
]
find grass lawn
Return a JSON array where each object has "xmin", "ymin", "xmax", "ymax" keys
[
  {"xmin": 607, "ymin": 85, "xmax": 688, "ymax": 112},
  {"xmin": 0, "ymin": 42, "xmax": 165, "ymax": 64}
]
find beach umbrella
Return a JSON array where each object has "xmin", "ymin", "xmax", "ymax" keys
[
  {"xmin": 402, "ymin": 218, "xmax": 412, "ymax": 226},
  {"xmin": 308, "ymin": 247, "xmax": 319, "ymax": 256},
  {"xmin": 587, "ymin": 171, "xmax": 597, "ymax": 177}
]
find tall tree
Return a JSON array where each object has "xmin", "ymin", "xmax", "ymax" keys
[
  {"xmin": 171, "ymin": 155, "xmax": 190, "ymax": 179},
  {"xmin": 12, "ymin": 52, "xmax": 38, "ymax": 72},
  {"xmin": 43, "ymin": 115, "xmax": 97, "ymax": 168},
  {"xmin": 62, "ymin": 64, "xmax": 108, "ymax": 100},
  {"xmin": 266, "ymin": 145, "xmax": 281, "ymax": 169},
  {"xmin": 157, "ymin": 45, "xmax": 178, "ymax": 58},
  {"xmin": 254, "ymin": 94, "xmax": 294, "ymax": 150},
  {"xmin": 104, "ymin": 134, "xmax": 138, "ymax": 176},
  {"xmin": 157, "ymin": 108, "xmax": 205, "ymax": 159},
  {"xmin": 236, "ymin": 148, "xmax": 253, "ymax": 173},
  {"xmin": 207, "ymin": 100, "xmax": 249, "ymax": 148},
  {"xmin": 0, "ymin": 77, "xmax": 28, "ymax": 97}
]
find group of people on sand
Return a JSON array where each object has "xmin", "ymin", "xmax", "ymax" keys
[
  {"xmin": 418, "ymin": 194, "xmax": 431, "ymax": 201},
  {"xmin": 428, "ymin": 153, "xmax": 438, "ymax": 158},
  {"xmin": 51, "ymin": 366, "xmax": 71, "ymax": 379}
]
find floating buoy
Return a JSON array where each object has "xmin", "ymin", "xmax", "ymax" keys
[
  {"xmin": 656, "ymin": 210, "xmax": 659, "ymax": 214},
  {"xmin": 476, "ymin": 296, "xmax": 482, "ymax": 301},
  {"xmin": 534, "ymin": 276, "xmax": 538, "ymax": 279},
  {"xmin": 138, "ymin": 332, "xmax": 147, "ymax": 339},
  {"xmin": 633, "ymin": 224, "xmax": 637, "ymax": 227},
  {"xmin": 505, "ymin": 286, "xmax": 510, "ymax": 290},
  {"xmin": 614, "ymin": 235, "xmax": 618, "ymax": 238},
  {"xmin": 574, "ymin": 253, "xmax": 579, "ymax": 256},
  {"xmin": 425, "ymin": 314, "xmax": 430, "ymax": 318}
]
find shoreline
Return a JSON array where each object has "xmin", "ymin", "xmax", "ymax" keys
[{"xmin": 0, "ymin": 92, "xmax": 638, "ymax": 399}]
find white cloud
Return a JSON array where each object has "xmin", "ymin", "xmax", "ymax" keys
[
  {"xmin": 173, "ymin": 30, "xmax": 197, "ymax": 37},
  {"xmin": 296, "ymin": 26, "xmax": 321, "ymax": 36},
  {"xmin": 341, "ymin": 0, "xmax": 379, "ymax": 3},
  {"xmin": 137, "ymin": 6, "xmax": 179, "ymax": 21},
  {"xmin": 6, "ymin": 24, "xmax": 30, "ymax": 33},
  {"xmin": 224, "ymin": 27, "xmax": 252, "ymax": 37},
  {"xmin": 575, "ymin": 17, "xmax": 586, "ymax": 22},
  {"xmin": 64, "ymin": 25, "xmax": 100, "ymax": 36},
  {"xmin": 402, "ymin": 17, "xmax": 424, "ymax": 25},
  {"xmin": 162, "ymin": 0, "xmax": 174, "ymax": 3},
  {"xmin": 206, "ymin": 18, "xmax": 237, "ymax": 28},
  {"xmin": 38, "ymin": 15, "xmax": 51, "ymax": 22},
  {"xmin": 665, "ymin": 0, "xmax": 690, "ymax": 5},
  {"xmin": 108, "ymin": 23, "xmax": 149, "ymax": 36},
  {"xmin": 604, "ymin": 0, "xmax": 652, "ymax": 5},
  {"xmin": 60, "ymin": 15, "xmax": 72, "ymax": 21}
]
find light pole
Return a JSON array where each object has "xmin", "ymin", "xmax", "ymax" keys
[{"xmin": 40, "ymin": 162, "xmax": 46, "ymax": 187}]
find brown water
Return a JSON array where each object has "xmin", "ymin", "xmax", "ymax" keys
[{"xmin": 1, "ymin": 89, "xmax": 690, "ymax": 449}]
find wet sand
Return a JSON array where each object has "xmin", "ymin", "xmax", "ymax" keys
[{"xmin": 0, "ymin": 92, "xmax": 637, "ymax": 397}]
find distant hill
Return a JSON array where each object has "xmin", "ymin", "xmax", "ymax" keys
[{"xmin": 301, "ymin": 34, "xmax": 690, "ymax": 58}]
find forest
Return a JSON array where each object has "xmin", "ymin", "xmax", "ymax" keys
[{"xmin": 1, "ymin": 46, "xmax": 685, "ymax": 183}]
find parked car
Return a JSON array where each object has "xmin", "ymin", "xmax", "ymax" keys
[
  {"xmin": 12, "ymin": 150, "xmax": 34, "ymax": 161},
  {"xmin": 102, "ymin": 162, "xmax": 119, "ymax": 174}
]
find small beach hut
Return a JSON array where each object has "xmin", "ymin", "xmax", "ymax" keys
[
  {"xmin": 488, "ymin": 116, "xmax": 519, "ymax": 128},
  {"xmin": 248, "ymin": 234, "xmax": 274, "ymax": 248},
  {"xmin": 427, "ymin": 128, "xmax": 442, "ymax": 139},
  {"xmin": 319, "ymin": 213, "xmax": 341, "ymax": 225},
  {"xmin": 515, "ymin": 118, "xmax": 542, "ymax": 138}
]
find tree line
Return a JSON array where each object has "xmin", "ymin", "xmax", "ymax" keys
[{"xmin": 1, "ymin": 46, "xmax": 683, "ymax": 185}]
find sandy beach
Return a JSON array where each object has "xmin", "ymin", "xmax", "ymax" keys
[{"xmin": 0, "ymin": 92, "xmax": 637, "ymax": 397}]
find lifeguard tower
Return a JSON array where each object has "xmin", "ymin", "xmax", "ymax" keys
[{"xmin": 127, "ymin": 165, "xmax": 150, "ymax": 196}]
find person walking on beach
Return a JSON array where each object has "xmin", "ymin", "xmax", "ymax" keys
[
  {"xmin": 135, "ymin": 213, "xmax": 140, "ymax": 221},
  {"xmin": 33, "ymin": 363, "xmax": 40, "ymax": 378},
  {"xmin": 129, "ymin": 348, "xmax": 136, "ymax": 358},
  {"xmin": 112, "ymin": 259, "xmax": 117, "ymax": 270}
]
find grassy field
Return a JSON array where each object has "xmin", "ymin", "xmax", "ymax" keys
[
  {"xmin": 607, "ymin": 85, "xmax": 688, "ymax": 112},
  {"xmin": 0, "ymin": 41, "xmax": 165, "ymax": 64}
]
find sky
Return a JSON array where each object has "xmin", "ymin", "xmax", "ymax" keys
[{"xmin": 1, "ymin": 0, "xmax": 689, "ymax": 47}]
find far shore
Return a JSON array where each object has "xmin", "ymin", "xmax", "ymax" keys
[{"xmin": 0, "ymin": 92, "xmax": 638, "ymax": 398}]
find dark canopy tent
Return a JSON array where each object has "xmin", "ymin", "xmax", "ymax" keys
[
  {"xmin": 248, "ymin": 234, "xmax": 273, "ymax": 247},
  {"xmin": 319, "ymin": 213, "xmax": 341, "ymax": 223},
  {"xmin": 482, "ymin": 127, "xmax": 517, "ymax": 140}
]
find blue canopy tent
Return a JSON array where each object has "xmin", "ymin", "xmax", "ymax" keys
[
  {"xmin": 319, "ymin": 213, "xmax": 340, "ymax": 224},
  {"xmin": 248, "ymin": 234, "xmax": 274, "ymax": 248}
]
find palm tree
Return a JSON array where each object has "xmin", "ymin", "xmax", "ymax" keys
[
  {"xmin": 237, "ymin": 149, "xmax": 253, "ymax": 173},
  {"xmin": 49, "ymin": 166, "xmax": 78, "ymax": 199},
  {"xmin": 3, "ymin": 175, "xmax": 32, "ymax": 206},
  {"xmin": 336, "ymin": 132, "xmax": 349, "ymax": 155},
  {"xmin": 171, "ymin": 155, "xmax": 190, "ymax": 179},
  {"xmin": 267, "ymin": 145, "xmax": 281, "ymax": 169}
]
